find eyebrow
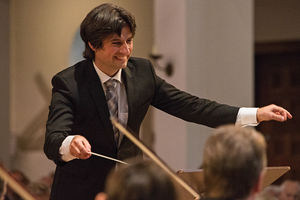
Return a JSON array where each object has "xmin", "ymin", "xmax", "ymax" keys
[{"xmin": 110, "ymin": 35, "xmax": 133, "ymax": 42}]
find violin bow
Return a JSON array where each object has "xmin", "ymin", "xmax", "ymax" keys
[{"xmin": 111, "ymin": 118, "xmax": 200, "ymax": 200}]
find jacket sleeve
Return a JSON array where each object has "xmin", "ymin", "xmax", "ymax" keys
[
  {"xmin": 44, "ymin": 74, "xmax": 75, "ymax": 165},
  {"xmin": 150, "ymin": 63, "xmax": 239, "ymax": 128}
]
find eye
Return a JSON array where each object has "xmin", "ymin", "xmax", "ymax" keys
[
  {"xmin": 126, "ymin": 39, "xmax": 133, "ymax": 44},
  {"xmin": 112, "ymin": 42, "xmax": 122, "ymax": 46}
]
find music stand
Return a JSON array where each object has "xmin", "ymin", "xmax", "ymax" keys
[{"xmin": 174, "ymin": 166, "xmax": 290, "ymax": 200}]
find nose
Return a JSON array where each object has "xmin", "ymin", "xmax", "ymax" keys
[{"xmin": 120, "ymin": 43, "xmax": 131, "ymax": 55}]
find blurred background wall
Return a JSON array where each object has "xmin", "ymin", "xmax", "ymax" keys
[
  {"xmin": 255, "ymin": 0, "xmax": 300, "ymax": 42},
  {"xmin": 0, "ymin": 0, "xmax": 10, "ymax": 168}
]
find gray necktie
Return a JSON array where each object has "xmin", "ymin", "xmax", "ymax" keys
[{"xmin": 105, "ymin": 79, "xmax": 120, "ymax": 145}]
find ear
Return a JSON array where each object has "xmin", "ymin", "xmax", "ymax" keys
[
  {"xmin": 88, "ymin": 42, "xmax": 97, "ymax": 52},
  {"xmin": 253, "ymin": 170, "xmax": 265, "ymax": 194},
  {"xmin": 94, "ymin": 192, "xmax": 107, "ymax": 200}
]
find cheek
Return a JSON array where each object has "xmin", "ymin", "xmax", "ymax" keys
[
  {"xmin": 111, "ymin": 48, "xmax": 121, "ymax": 55},
  {"xmin": 129, "ymin": 45, "xmax": 133, "ymax": 52}
]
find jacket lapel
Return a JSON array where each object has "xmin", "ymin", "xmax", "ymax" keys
[
  {"xmin": 85, "ymin": 61, "xmax": 117, "ymax": 147},
  {"xmin": 122, "ymin": 62, "xmax": 135, "ymax": 129}
]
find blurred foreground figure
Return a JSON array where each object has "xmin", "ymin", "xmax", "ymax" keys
[
  {"xmin": 256, "ymin": 185, "xmax": 281, "ymax": 200},
  {"xmin": 202, "ymin": 125, "xmax": 267, "ymax": 200},
  {"xmin": 95, "ymin": 160, "xmax": 177, "ymax": 200},
  {"xmin": 279, "ymin": 180, "xmax": 300, "ymax": 200}
]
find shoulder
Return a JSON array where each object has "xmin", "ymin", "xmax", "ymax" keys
[
  {"xmin": 127, "ymin": 57, "xmax": 154, "ymax": 75},
  {"xmin": 128, "ymin": 57, "xmax": 152, "ymax": 67},
  {"xmin": 54, "ymin": 59, "xmax": 92, "ymax": 80},
  {"xmin": 51, "ymin": 59, "xmax": 93, "ymax": 88},
  {"xmin": 124, "ymin": 57, "xmax": 157, "ymax": 89}
]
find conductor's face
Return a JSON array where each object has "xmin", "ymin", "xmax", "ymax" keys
[{"xmin": 91, "ymin": 25, "xmax": 133, "ymax": 76}]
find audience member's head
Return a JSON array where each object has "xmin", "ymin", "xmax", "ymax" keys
[
  {"xmin": 95, "ymin": 160, "xmax": 177, "ymax": 200},
  {"xmin": 202, "ymin": 125, "xmax": 267, "ymax": 200},
  {"xmin": 256, "ymin": 185, "xmax": 281, "ymax": 200},
  {"xmin": 279, "ymin": 180, "xmax": 300, "ymax": 200},
  {"xmin": 28, "ymin": 182, "xmax": 50, "ymax": 200},
  {"xmin": 10, "ymin": 170, "xmax": 30, "ymax": 186}
]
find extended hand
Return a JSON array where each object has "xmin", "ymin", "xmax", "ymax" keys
[
  {"xmin": 70, "ymin": 135, "xmax": 92, "ymax": 159},
  {"xmin": 257, "ymin": 104, "xmax": 292, "ymax": 123}
]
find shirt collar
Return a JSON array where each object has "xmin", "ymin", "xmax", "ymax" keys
[{"xmin": 93, "ymin": 61, "xmax": 122, "ymax": 84}]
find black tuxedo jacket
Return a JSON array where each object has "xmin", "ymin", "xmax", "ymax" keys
[{"xmin": 44, "ymin": 57, "xmax": 239, "ymax": 200}]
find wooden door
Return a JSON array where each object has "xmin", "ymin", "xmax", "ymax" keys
[{"xmin": 255, "ymin": 41, "xmax": 300, "ymax": 182}]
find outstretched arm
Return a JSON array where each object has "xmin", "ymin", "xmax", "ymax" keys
[{"xmin": 257, "ymin": 104, "xmax": 292, "ymax": 123}]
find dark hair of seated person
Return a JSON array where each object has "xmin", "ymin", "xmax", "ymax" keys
[{"xmin": 103, "ymin": 160, "xmax": 177, "ymax": 200}]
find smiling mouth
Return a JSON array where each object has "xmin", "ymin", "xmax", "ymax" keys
[{"xmin": 115, "ymin": 56, "xmax": 128, "ymax": 61}]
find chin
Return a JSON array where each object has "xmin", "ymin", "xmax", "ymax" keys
[{"xmin": 121, "ymin": 62, "xmax": 128, "ymax": 68}]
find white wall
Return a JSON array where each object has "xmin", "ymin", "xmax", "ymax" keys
[
  {"xmin": 153, "ymin": 0, "xmax": 188, "ymax": 170},
  {"xmin": 154, "ymin": 0, "xmax": 254, "ymax": 170},
  {"xmin": 186, "ymin": 0, "xmax": 253, "ymax": 169}
]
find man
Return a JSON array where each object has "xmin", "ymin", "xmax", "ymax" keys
[
  {"xmin": 95, "ymin": 160, "xmax": 177, "ymax": 200},
  {"xmin": 202, "ymin": 125, "xmax": 267, "ymax": 200},
  {"xmin": 44, "ymin": 3, "xmax": 292, "ymax": 200},
  {"xmin": 279, "ymin": 180, "xmax": 300, "ymax": 200}
]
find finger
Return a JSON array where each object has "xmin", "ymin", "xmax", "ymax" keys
[
  {"xmin": 280, "ymin": 110, "xmax": 287, "ymax": 121},
  {"xmin": 72, "ymin": 141, "xmax": 87, "ymax": 157},
  {"xmin": 78, "ymin": 147, "xmax": 91, "ymax": 159},
  {"xmin": 78, "ymin": 140, "xmax": 90, "ymax": 154},
  {"xmin": 72, "ymin": 137, "xmax": 86, "ymax": 150},
  {"xmin": 274, "ymin": 111, "xmax": 285, "ymax": 120},
  {"xmin": 76, "ymin": 141, "xmax": 91, "ymax": 159},
  {"xmin": 271, "ymin": 113, "xmax": 285, "ymax": 122},
  {"xmin": 287, "ymin": 111, "xmax": 293, "ymax": 119},
  {"xmin": 77, "ymin": 142, "xmax": 88, "ymax": 154},
  {"xmin": 272, "ymin": 106, "xmax": 290, "ymax": 120},
  {"xmin": 70, "ymin": 145, "xmax": 81, "ymax": 158},
  {"xmin": 82, "ymin": 140, "xmax": 91, "ymax": 153},
  {"xmin": 82, "ymin": 153, "xmax": 92, "ymax": 159}
]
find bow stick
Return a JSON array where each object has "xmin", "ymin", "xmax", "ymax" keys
[{"xmin": 111, "ymin": 118, "xmax": 200, "ymax": 200}]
